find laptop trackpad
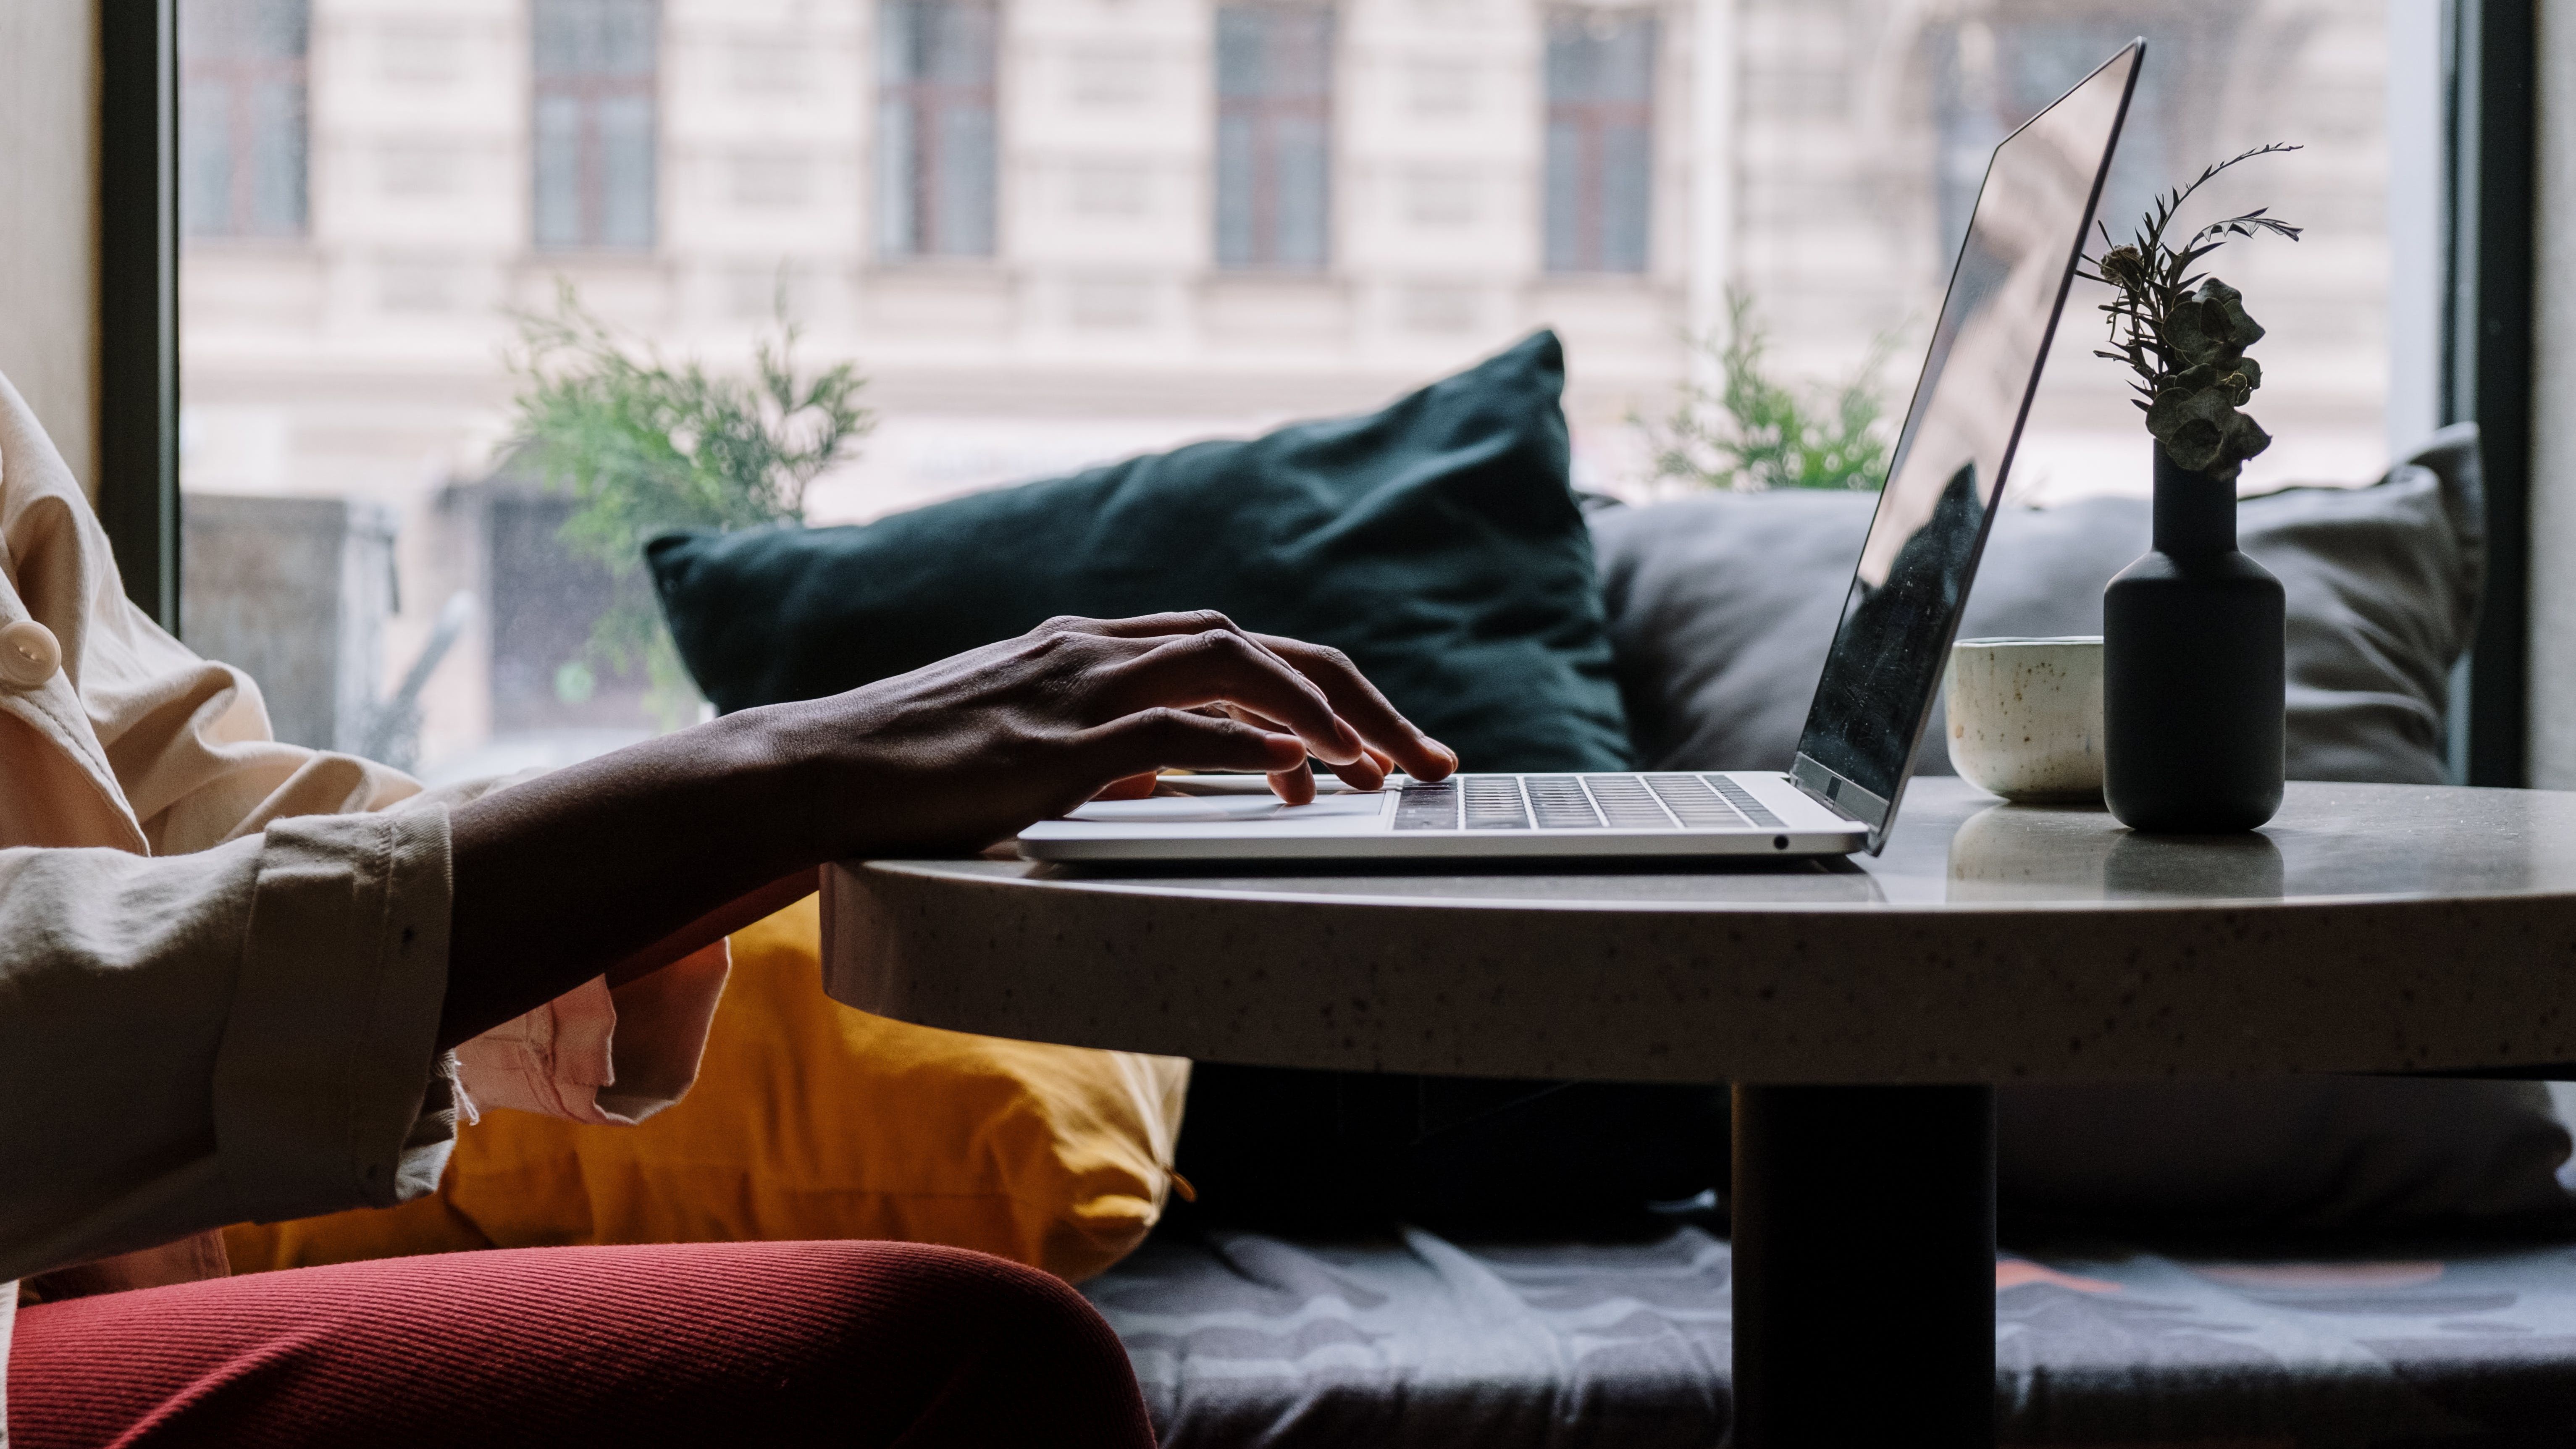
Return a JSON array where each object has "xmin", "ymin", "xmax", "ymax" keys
[{"xmin": 1064, "ymin": 794, "xmax": 1385, "ymax": 825}]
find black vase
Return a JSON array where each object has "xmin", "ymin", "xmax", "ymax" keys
[{"xmin": 2102, "ymin": 446, "xmax": 2285, "ymax": 832}]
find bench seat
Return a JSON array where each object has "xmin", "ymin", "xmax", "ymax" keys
[{"xmin": 1088, "ymin": 1225, "xmax": 2576, "ymax": 1447}]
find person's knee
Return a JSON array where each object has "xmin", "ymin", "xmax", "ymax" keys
[
  {"xmin": 803, "ymin": 1243, "xmax": 1149, "ymax": 1441},
  {"xmin": 964, "ymin": 1255, "xmax": 1129, "ymax": 1371},
  {"xmin": 865, "ymin": 1244, "xmax": 1125, "ymax": 1373}
]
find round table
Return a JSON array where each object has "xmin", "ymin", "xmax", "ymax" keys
[{"xmin": 822, "ymin": 777, "xmax": 2576, "ymax": 1448}]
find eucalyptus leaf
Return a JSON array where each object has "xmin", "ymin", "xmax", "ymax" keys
[{"xmin": 2080, "ymin": 144, "xmax": 2301, "ymax": 483}]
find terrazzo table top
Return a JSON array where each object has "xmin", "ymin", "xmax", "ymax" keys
[{"xmin": 821, "ymin": 777, "xmax": 2576, "ymax": 1083}]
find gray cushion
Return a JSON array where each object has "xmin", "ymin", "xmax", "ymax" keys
[
  {"xmin": 1592, "ymin": 424, "xmax": 2484, "ymax": 786},
  {"xmin": 1090, "ymin": 1223, "xmax": 2576, "ymax": 1447},
  {"xmin": 1591, "ymin": 426, "xmax": 2573, "ymax": 1231},
  {"xmin": 1993, "ymin": 1076, "xmax": 2576, "ymax": 1233}
]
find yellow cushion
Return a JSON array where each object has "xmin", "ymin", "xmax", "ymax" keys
[{"xmin": 226, "ymin": 894, "xmax": 1190, "ymax": 1282}]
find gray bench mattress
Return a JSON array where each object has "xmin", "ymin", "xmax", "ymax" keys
[{"xmin": 1088, "ymin": 1226, "xmax": 2576, "ymax": 1448}]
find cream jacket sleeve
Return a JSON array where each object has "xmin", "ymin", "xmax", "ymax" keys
[
  {"xmin": 0, "ymin": 367, "xmax": 726, "ymax": 1139},
  {"xmin": 0, "ymin": 811, "xmax": 460, "ymax": 1285},
  {"xmin": 0, "ymin": 365, "xmax": 719, "ymax": 1446}
]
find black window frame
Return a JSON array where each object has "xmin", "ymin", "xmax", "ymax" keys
[
  {"xmin": 2445, "ymin": 0, "xmax": 2536, "ymax": 788},
  {"xmin": 102, "ymin": 0, "xmax": 181, "ymax": 633}
]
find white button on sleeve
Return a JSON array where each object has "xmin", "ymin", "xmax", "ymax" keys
[{"xmin": 0, "ymin": 620, "xmax": 59, "ymax": 689}]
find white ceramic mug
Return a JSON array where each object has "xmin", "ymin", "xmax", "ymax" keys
[{"xmin": 1944, "ymin": 636, "xmax": 2105, "ymax": 803}]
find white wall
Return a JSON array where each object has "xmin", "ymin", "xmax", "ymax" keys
[
  {"xmin": 0, "ymin": 0, "xmax": 100, "ymax": 497},
  {"xmin": 2531, "ymin": 0, "xmax": 2576, "ymax": 787}
]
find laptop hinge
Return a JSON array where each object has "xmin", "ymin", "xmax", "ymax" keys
[
  {"xmin": 1795, "ymin": 784, "xmax": 1868, "ymax": 824},
  {"xmin": 1788, "ymin": 756, "xmax": 1883, "ymax": 826}
]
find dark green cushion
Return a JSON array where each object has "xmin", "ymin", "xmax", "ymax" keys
[{"xmin": 645, "ymin": 331, "xmax": 1631, "ymax": 772}]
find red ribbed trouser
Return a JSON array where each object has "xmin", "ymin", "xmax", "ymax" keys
[{"xmin": 8, "ymin": 1241, "xmax": 1157, "ymax": 1448}]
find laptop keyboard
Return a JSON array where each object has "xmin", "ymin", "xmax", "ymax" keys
[
  {"xmin": 1462, "ymin": 776, "xmax": 1531, "ymax": 829},
  {"xmin": 1707, "ymin": 774, "xmax": 1784, "ymax": 826},
  {"xmin": 1392, "ymin": 774, "xmax": 1784, "ymax": 831}
]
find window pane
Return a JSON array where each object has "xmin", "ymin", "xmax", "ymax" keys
[
  {"xmin": 179, "ymin": 0, "xmax": 308, "ymax": 239},
  {"xmin": 1541, "ymin": 119, "xmax": 1582, "ymax": 273},
  {"xmin": 1598, "ymin": 121, "xmax": 1650, "ymax": 273},
  {"xmin": 1597, "ymin": 16, "xmax": 1653, "ymax": 102},
  {"xmin": 173, "ymin": 2, "xmax": 2402, "ymax": 784},
  {"xmin": 1215, "ymin": 9, "xmax": 1267, "ymax": 98},
  {"xmin": 1271, "ymin": 115, "xmax": 1330, "ymax": 268},
  {"xmin": 1214, "ymin": 5, "xmax": 1334, "ymax": 270},
  {"xmin": 533, "ymin": 0, "xmax": 600, "ymax": 78},
  {"xmin": 1269, "ymin": 10, "xmax": 1333, "ymax": 99},
  {"xmin": 596, "ymin": 0, "xmax": 659, "ymax": 77},
  {"xmin": 1936, "ymin": 17, "xmax": 2172, "ymax": 270},
  {"xmin": 532, "ymin": 95, "xmax": 585, "ymax": 249},
  {"xmin": 878, "ymin": 0, "xmax": 918, "ymax": 84},
  {"xmin": 1543, "ymin": 10, "xmax": 1653, "ymax": 276},
  {"xmin": 247, "ymin": 77, "xmax": 307, "ymax": 235},
  {"xmin": 876, "ymin": 94, "xmax": 919, "ymax": 255},
  {"xmin": 927, "ymin": 1, "xmax": 996, "ymax": 85},
  {"xmin": 877, "ymin": 0, "xmax": 997, "ymax": 259},
  {"xmin": 1214, "ymin": 113, "xmax": 1258, "ymax": 268},
  {"xmin": 486, "ymin": 496, "xmax": 620, "ymax": 730},
  {"xmin": 934, "ymin": 102, "xmax": 997, "ymax": 256},
  {"xmin": 181, "ymin": 0, "xmax": 305, "ymax": 62},
  {"xmin": 180, "ymin": 74, "xmax": 237, "ymax": 239},
  {"xmin": 532, "ymin": 0, "xmax": 659, "ymax": 251},
  {"xmin": 1544, "ymin": 18, "xmax": 1590, "ymax": 102},
  {"xmin": 1734, "ymin": 8, "xmax": 2398, "ymax": 506},
  {"xmin": 597, "ymin": 94, "xmax": 657, "ymax": 249}
]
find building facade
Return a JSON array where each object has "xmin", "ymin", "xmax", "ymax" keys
[{"xmin": 174, "ymin": 0, "xmax": 2390, "ymax": 774}]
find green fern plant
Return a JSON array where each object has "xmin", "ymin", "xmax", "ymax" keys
[
  {"xmin": 1641, "ymin": 292, "xmax": 1895, "ymax": 493},
  {"xmin": 505, "ymin": 285, "xmax": 873, "ymax": 729}
]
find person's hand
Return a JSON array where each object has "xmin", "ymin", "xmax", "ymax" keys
[
  {"xmin": 444, "ymin": 611, "xmax": 1451, "ymax": 1047},
  {"xmin": 764, "ymin": 611, "xmax": 1457, "ymax": 858}
]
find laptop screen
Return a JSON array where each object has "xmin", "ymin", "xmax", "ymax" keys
[{"xmin": 1791, "ymin": 42, "xmax": 2140, "ymax": 849}]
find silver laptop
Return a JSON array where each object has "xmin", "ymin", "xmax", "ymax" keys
[{"xmin": 1021, "ymin": 42, "xmax": 2142, "ymax": 865}]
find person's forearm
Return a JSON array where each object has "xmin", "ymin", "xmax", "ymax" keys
[
  {"xmin": 432, "ymin": 612, "xmax": 1456, "ymax": 1051},
  {"xmin": 601, "ymin": 866, "xmax": 822, "ymax": 988},
  {"xmin": 441, "ymin": 709, "xmax": 818, "ymax": 1050}
]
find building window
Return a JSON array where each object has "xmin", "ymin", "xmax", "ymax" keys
[
  {"xmin": 532, "ymin": 0, "xmax": 660, "ymax": 251},
  {"xmin": 876, "ymin": 0, "xmax": 1000, "ymax": 259},
  {"xmin": 1543, "ymin": 10, "xmax": 1654, "ymax": 276},
  {"xmin": 180, "ymin": 0, "xmax": 310, "ymax": 239},
  {"xmin": 1214, "ymin": 5, "xmax": 1334, "ymax": 271},
  {"xmin": 1934, "ymin": 18, "xmax": 2181, "ymax": 268}
]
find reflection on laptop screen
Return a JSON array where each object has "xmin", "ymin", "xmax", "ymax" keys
[{"xmin": 1792, "ymin": 42, "xmax": 2139, "ymax": 840}]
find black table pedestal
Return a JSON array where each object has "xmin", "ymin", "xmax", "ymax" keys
[{"xmin": 1731, "ymin": 1084, "xmax": 1996, "ymax": 1447}]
